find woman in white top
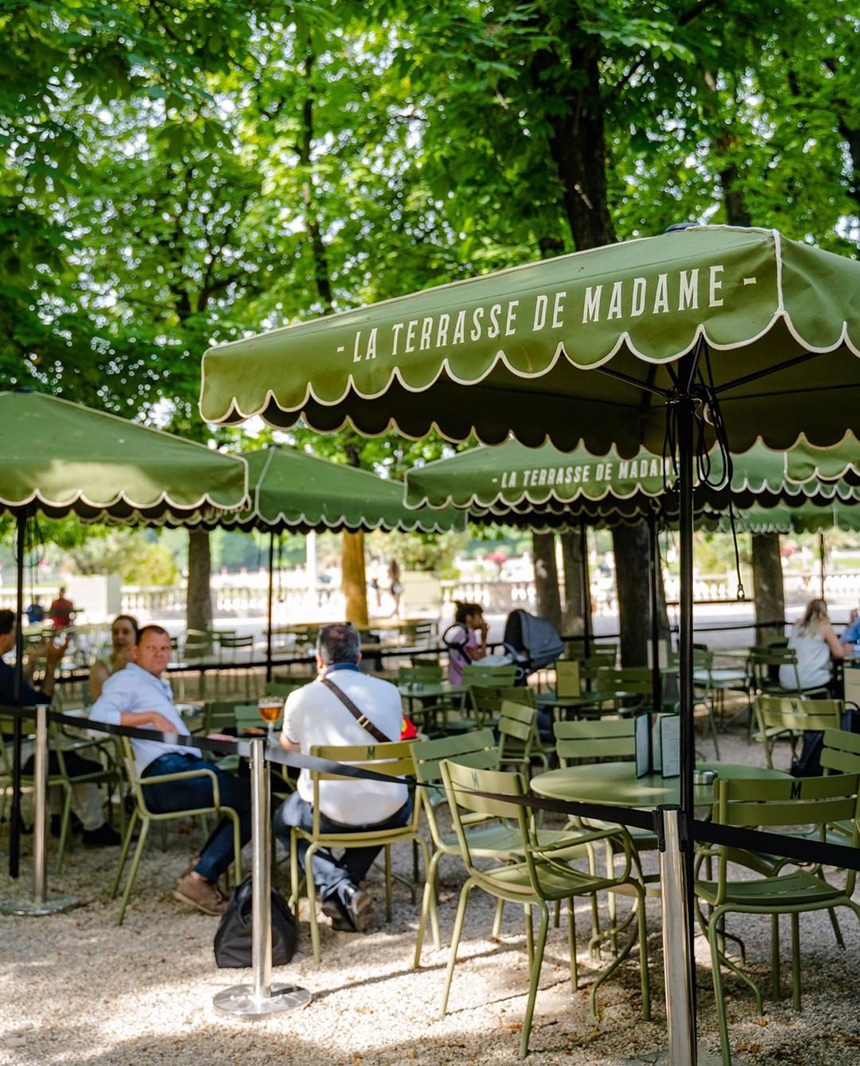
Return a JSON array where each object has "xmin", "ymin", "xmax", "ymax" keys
[
  {"xmin": 781, "ymin": 598, "xmax": 844, "ymax": 695},
  {"xmin": 88, "ymin": 614, "xmax": 138, "ymax": 702}
]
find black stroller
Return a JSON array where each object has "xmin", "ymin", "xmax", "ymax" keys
[{"xmin": 501, "ymin": 608, "xmax": 565, "ymax": 685}]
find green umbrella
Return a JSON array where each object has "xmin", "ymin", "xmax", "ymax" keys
[
  {"xmin": 0, "ymin": 388, "xmax": 249, "ymax": 876},
  {"xmin": 200, "ymin": 225, "xmax": 860, "ymax": 452},
  {"xmin": 200, "ymin": 225, "xmax": 860, "ymax": 1037},
  {"xmin": 404, "ymin": 438, "xmax": 860, "ymax": 517},
  {"xmin": 1, "ymin": 389, "xmax": 248, "ymax": 520},
  {"xmin": 223, "ymin": 446, "xmax": 465, "ymax": 534}
]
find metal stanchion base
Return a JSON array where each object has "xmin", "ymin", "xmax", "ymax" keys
[
  {"xmin": 0, "ymin": 893, "xmax": 81, "ymax": 916},
  {"xmin": 213, "ymin": 983, "xmax": 311, "ymax": 1018}
]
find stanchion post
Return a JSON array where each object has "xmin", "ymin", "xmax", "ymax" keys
[
  {"xmin": 213, "ymin": 737, "xmax": 310, "ymax": 1017},
  {"xmin": 0, "ymin": 705, "xmax": 79, "ymax": 916},
  {"xmin": 251, "ymin": 735, "xmax": 273, "ymax": 1000},
  {"xmin": 32, "ymin": 703, "xmax": 48, "ymax": 904},
  {"xmin": 658, "ymin": 806, "xmax": 697, "ymax": 1065}
]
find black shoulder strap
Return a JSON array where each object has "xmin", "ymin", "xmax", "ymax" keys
[{"xmin": 319, "ymin": 675, "xmax": 393, "ymax": 744}]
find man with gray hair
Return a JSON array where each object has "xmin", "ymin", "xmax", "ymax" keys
[{"xmin": 273, "ymin": 622, "xmax": 409, "ymax": 933}]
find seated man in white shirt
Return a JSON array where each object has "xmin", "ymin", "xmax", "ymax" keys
[
  {"xmin": 88, "ymin": 624, "xmax": 252, "ymax": 915},
  {"xmin": 273, "ymin": 623, "xmax": 410, "ymax": 933}
]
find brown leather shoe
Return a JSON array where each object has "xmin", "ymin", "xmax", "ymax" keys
[{"xmin": 174, "ymin": 873, "xmax": 227, "ymax": 916}]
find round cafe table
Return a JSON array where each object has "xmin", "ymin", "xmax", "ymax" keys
[{"xmin": 530, "ymin": 760, "xmax": 786, "ymax": 808}]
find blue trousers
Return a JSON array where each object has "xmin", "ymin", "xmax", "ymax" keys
[
  {"xmin": 142, "ymin": 753, "xmax": 252, "ymax": 883},
  {"xmin": 273, "ymin": 791, "xmax": 411, "ymax": 898}
]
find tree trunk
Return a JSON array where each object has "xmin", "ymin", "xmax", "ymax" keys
[
  {"xmin": 752, "ymin": 532, "xmax": 785, "ymax": 645},
  {"xmin": 612, "ymin": 523, "xmax": 654, "ymax": 667},
  {"xmin": 532, "ymin": 531, "xmax": 562, "ymax": 631},
  {"xmin": 342, "ymin": 530, "xmax": 368, "ymax": 627},
  {"xmin": 559, "ymin": 528, "xmax": 586, "ymax": 637},
  {"xmin": 186, "ymin": 529, "xmax": 212, "ymax": 631}
]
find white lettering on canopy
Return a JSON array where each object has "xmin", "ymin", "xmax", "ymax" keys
[
  {"xmin": 347, "ymin": 262, "xmax": 737, "ymax": 361},
  {"xmin": 581, "ymin": 265, "xmax": 726, "ymax": 324},
  {"xmin": 503, "ymin": 456, "xmax": 670, "ymax": 491}
]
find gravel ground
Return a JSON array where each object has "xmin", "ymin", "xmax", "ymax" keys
[{"xmin": 2, "ymin": 713, "xmax": 859, "ymax": 1066}]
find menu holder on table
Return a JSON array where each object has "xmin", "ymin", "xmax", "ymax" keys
[
  {"xmin": 658, "ymin": 713, "xmax": 680, "ymax": 778},
  {"xmin": 634, "ymin": 711, "xmax": 680, "ymax": 778},
  {"xmin": 634, "ymin": 712, "xmax": 651, "ymax": 778}
]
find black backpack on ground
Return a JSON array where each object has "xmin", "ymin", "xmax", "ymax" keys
[{"xmin": 214, "ymin": 875, "xmax": 298, "ymax": 968}]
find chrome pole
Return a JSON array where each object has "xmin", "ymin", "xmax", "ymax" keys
[
  {"xmin": 659, "ymin": 806, "xmax": 697, "ymax": 1065},
  {"xmin": 32, "ymin": 704, "xmax": 48, "ymax": 904},
  {"xmin": 213, "ymin": 737, "xmax": 310, "ymax": 1017},
  {"xmin": 250, "ymin": 737, "xmax": 272, "ymax": 999}
]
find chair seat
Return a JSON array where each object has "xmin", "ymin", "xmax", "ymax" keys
[
  {"xmin": 480, "ymin": 854, "xmax": 624, "ymax": 902},
  {"xmin": 438, "ymin": 823, "xmax": 587, "ymax": 861},
  {"xmin": 696, "ymin": 867, "xmax": 845, "ymax": 909}
]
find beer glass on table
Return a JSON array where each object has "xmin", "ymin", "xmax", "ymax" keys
[{"xmin": 258, "ymin": 696, "xmax": 283, "ymax": 744}]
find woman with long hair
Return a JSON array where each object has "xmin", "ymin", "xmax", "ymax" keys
[
  {"xmin": 781, "ymin": 598, "xmax": 845, "ymax": 695},
  {"xmin": 444, "ymin": 601, "xmax": 488, "ymax": 685},
  {"xmin": 89, "ymin": 614, "xmax": 139, "ymax": 703}
]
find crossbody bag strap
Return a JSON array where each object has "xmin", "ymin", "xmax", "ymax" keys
[{"xmin": 319, "ymin": 675, "xmax": 393, "ymax": 744}]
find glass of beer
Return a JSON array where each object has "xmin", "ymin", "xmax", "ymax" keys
[{"xmin": 258, "ymin": 696, "xmax": 283, "ymax": 744}]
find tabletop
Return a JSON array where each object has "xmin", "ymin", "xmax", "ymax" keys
[
  {"xmin": 530, "ymin": 760, "xmax": 786, "ymax": 808},
  {"xmin": 397, "ymin": 682, "xmax": 466, "ymax": 701}
]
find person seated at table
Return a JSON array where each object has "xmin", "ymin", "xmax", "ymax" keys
[
  {"xmin": 48, "ymin": 587, "xmax": 75, "ymax": 630},
  {"xmin": 273, "ymin": 622, "xmax": 410, "ymax": 933},
  {"xmin": 839, "ymin": 604, "xmax": 860, "ymax": 650},
  {"xmin": 88, "ymin": 613, "xmax": 138, "ymax": 703},
  {"xmin": 0, "ymin": 609, "xmax": 121, "ymax": 847},
  {"xmin": 444, "ymin": 600, "xmax": 488, "ymax": 685},
  {"xmin": 781, "ymin": 598, "xmax": 845, "ymax": 697},
  {"xmin": 88, "ymin": 624, "xmax": 253, "ymax": 915}
]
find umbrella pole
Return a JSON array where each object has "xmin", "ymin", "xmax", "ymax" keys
[
  {"xmin": 818, "ymin": 531, "xmax": 826, "ymax": 599},
  {"xmin": 579, "ymin": 523, "xmax": 593, "ymax": 656},
  {"xmin": 9, "ymin": 511, "xmax": 26, "ymax": 878},
  {"xmin": 675, "ymin": 371, "xmax": 698, "ymax": 1046},
  {"xmin": 648, "ymin": 511, "xmax": 661, "ymax": 710},
  {"xmin": 266, "ymin": 532, "xmax": 275, "ymax": 685}
]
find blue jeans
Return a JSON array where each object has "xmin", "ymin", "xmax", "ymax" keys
[
  {"xmin": 142, "ymin": 753, "xmax": 252, "ymax": 883},
  {"xmin": 273, "ymin": 791, "xmax": 412, "ymax": 899}
]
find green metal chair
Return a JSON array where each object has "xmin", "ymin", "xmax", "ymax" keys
[
  {"xmin": 214, "ymin": 632, "xmax": 257, "ymax": 700},
  {"xmin": 288, "ymin": 740, "xmax": 430, "ymax": 963},
  {"xmin": 411, "ymin": 729, "xmax": 584, "ymax": 966},
  {"xmin": 468, "ymin": 682, "xmax": 533, "ymax": 728},
  {"xmin": 459, "ymin": 662, "xmax": 518, "ymax": 689},
  {"xmin": 554, "ymin": 717, "xmax": 661, "ymax": 911},
  {"xmin": 111, "ymin": 736, "xmax": 243, "ymax": 924},
  {"xmin": 400, "ymin": 663, "xmax": 469, "ymax": 736},
  {"xmin": 0, "ymin": 711, "xmax": 124, "ymax": 871},
  {"xmin": 694, "ymin": 773, "xmax": 860, "ymax": 1066},
  {"xmin": 439, "ymin": 758, "xmax": 650, "ymax": 1057},
  {"xmin": 497, "ymin": 699, "xmax": 551, "ymax": 776},
  {"xmin": 753, "ymin": 694, "xmax": 844, "ymax": 769}
]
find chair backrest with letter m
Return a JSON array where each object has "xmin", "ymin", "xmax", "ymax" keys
[{"xmin": 753, "ymin": 694, "xmax": 844, "ymax": 769}]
